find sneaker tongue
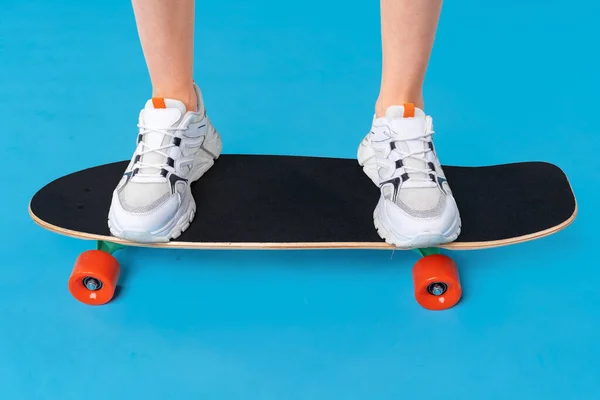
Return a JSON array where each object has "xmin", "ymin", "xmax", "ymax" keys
[
  {"xmin": 137, "ymin": 98, "xmax": 187, "ymax": 176},
  {"xmin": 385, "ymin": 105, "xmax": 430, "ymax": 183}
]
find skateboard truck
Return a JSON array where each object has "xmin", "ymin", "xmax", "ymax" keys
[{"xmin": 97, "ymin": 240, "xmax": 126, "ymax": 255}]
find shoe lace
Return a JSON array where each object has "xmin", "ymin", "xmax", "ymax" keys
[
  {"xmin": 133, "ymin": 124, "xmax": 187, "ymax": 175},
  {"xmin": 381, "ymin": 128, "xmax": 437, "ymax": 184}
]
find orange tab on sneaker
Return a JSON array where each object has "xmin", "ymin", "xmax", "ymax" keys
[
  {"xmin": 403, "ymin": 103, "xmax": 415, "ymax": 118},
  {"xmin": 152, "ymin": 97, "xmax": 166, "ymax": 109}
]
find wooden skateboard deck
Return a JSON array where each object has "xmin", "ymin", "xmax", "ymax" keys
[
  {"xmin": 30, "ymin": 154, "xmax": 577, "ymax": 249},
  {"xmin": 28, "ymin": 154, "xmax": 577, "ymax": 308}
]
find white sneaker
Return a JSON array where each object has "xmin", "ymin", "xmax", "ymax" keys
[
  {"xmin": 108, "ymin": 83, "xmax": 222, "ymax": 243},
  {"xmin": 357, "ymin": 104, "xmax": 461, "ymax": 248}
]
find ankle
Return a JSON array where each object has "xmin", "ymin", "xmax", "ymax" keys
[
  {"xmin": 375, "ymin": 95, "xmax": 424, "ymax": 118},
  {"xmin": 152, "ymin": 84, "xmax": 198, "ymax": 112}
]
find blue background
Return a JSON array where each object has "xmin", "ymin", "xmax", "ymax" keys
[{"xmin": 2, "ymin": 0, "xmax": 599, "ymax": 398}]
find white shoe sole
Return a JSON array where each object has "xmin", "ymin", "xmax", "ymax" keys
[
  {"xmin": 373, "ymin": 200, "xmax": 462, "ymax": 249},
  {"xmin": 108, "ymin": 193, "xmax": 196, "ymax": 243}
]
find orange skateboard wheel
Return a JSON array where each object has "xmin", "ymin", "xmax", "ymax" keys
[
  {"xmin": 68, "ymin": 250, "xmax": 120, "ymax": 305},
  {"xmin": 412, "ymin": 254, "xmax": 461, "ymax": 310}
]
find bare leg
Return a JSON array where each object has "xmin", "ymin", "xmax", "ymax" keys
[
  {"xmin": 357, "ymin": 1, "xmax": 460, "ymax": 250},
  {"xmin": 132, "ymin": 0, "xmax": 197, "ymax": 111},
  {"xmin": 376, "ymin": 0, "xmax": 442, "ymax": 116}
]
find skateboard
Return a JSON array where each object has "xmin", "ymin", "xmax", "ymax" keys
[{"xmin": 29, "ymin": 154, "xmax": 577, "ymax": 310}]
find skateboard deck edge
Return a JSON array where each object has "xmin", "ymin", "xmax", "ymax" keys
[{"xmin": 29, "ymin": 200, "xmax": 578, "ymax": 251}]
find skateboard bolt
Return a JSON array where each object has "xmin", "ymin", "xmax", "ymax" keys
[
  {"xmin": 83, "ymin": 277, "xmax": 102, "ymax": 291},
  {"xmin": 428, "ymin": 282, "xmax": 447, "ymax": 296}
]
